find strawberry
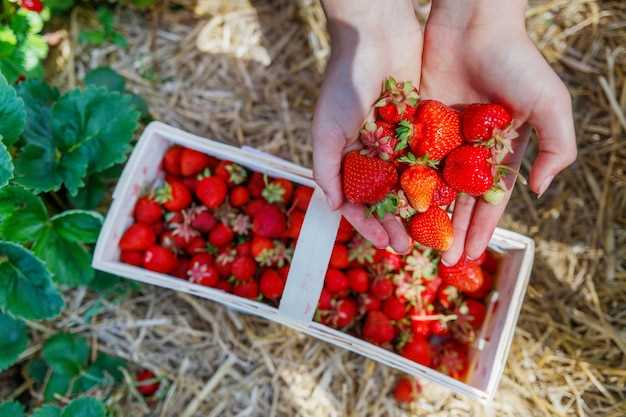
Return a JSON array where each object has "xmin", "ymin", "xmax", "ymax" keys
[
  {"xmin": 347, "ymin": 268, "xmax": 369, "ymax": 293},
  {"xmin": 252, "ymin": 204, "xmax": 286, "ymax": 238},
  {"xmin": 160, "ymin": 230, "xmax": 186, "ymax": 252},
  {"xmin": 163, "ymin": 146, "xmax": 182, "ymax": 175},
  {"xmin": 400, "ymin": 164, "xmax": 439, "ymax": 212},
  {"xmin": 430, "ymin": 319, "xmax": 450, "ymax": 336},
  {"xmin": 150, "ymin": 221, "xmax": 165, "ymax": 236},
  {"xmin": 456, "ymin": 299, "xmax": 486, "ymax": 329},
  {"xmin": 247, "ymin": 172, "xmax": 266, "ymax": 197},
  {"xmin": 251, "ymin": 236, "xmax": 273, "ymax": 259},
  {"xmin": 481, "ymin": 251, "xmax": 499, "ymax": 275},
  {"xmin": 408, "ymin": 100, "xmax": 463, "ymax": 160},
  {"xmin": 439, "ymin": 257, "xmax": 484, "ymax": 294},
  {"xmin": 342, "ymin": 150, "xmax": 398, "ymax": 204},
  {"xmin": 196, "ymin": 176, "xmax": 228, "ymax": 208},
  {"xmin": 180, "ymin": 148, "xmax": 211, "ymax": 176},
  {"xmin": 393, "ymin": 376, "xmax": 420, "ymax": 404},
  {"xmin": 259, "ymin": 269, "xmax": 285, "ymax": 300},
  {"xmin": 262, "ymin": 178, "xmax": 293, "ymax": 204},
  {"xmin": 432, "ymin": 174, "xmax": 458, "ymax": 207},
  {"xmin": 318, "ymin": 288, "xmax": 333, "ymax": 310},
  {"xmin": 233, "ymin": 279, "xmax": 259, "ymax": 299},
  {"xmin": 359, "ymin": 120, "xmax": 403, "ymax": 161},
  {"xmin": 216, "ymin": 250, "xmax": 235, "ymax": 277},
  {"xmin": 375, "ymin": 77, "xmax": 419, "ymax": 124},
  {"xmin": 437, "ymin": 285, "xmax": 460, "ymax": 309},
  {"xmin": 231, "ymin": 255, "xmax": 257, "ymax": 281},
  {"xmin": 209, "ymin": 223, "xmax": 234, "ymax": 248},
  {"xmin": 155, "ymin": 180, "xmax": 192, "ymax": 211},
  {"xmin": 215, "ymin": 161, "xmax": 248, "ymax": 185},
  {"xmin": 136, "ymin": 370, "xmax": 159, "ymax": 397},
  {"xmin": 244, "ymin": 199, "xmax": 268, "ymax": 217},
  {"xmin": 331, "ymin": 297, "xmax": 358, "ymax": 328},
  {"xmin": 443, "ymin": 145, "xmax": 494, "ymax": 196},
  {"xmin": 465, "ymin": 270, "xmax": 493, "ymax": 299},
  {"xmin": 236, "ymin": 241, "xmax": 251, "ymax": 256},
  {"xmin": 188, "ymin": 261, "xmax": 219, "ymax": 287},
  {"xmin": 215, "ymin": 279, "xmax": 233, "ymax": 293},
  {"xmin": 278, "ymin": 265, "xmax": 290, "ymax": 279},
  {"xmin": 329, "ymin": 244, "xmax": 349, "ymax": 269},
  {"xmin": 407, "ymin": 206, "xmax": 453, "ymax": 251},
  {"xmin": 182, "ymin": 176, "xmax": 198, "ymax": 192},
  {"xmin": 363, "ymin": 311, "xmax": 395, "ymax": 344},
  {"xmin": 185, "ymin": 236, "xmax": 207, "ymax": 255},
  {"xmin": 359, "ymin": 294, "xmax": 381, "ymax": 313},
  {"xmin": 410, "ymin": 306, "xmax": 434, "ymax": 337},
  {"xmin": 20, "ymin": 0, "xmax": 43, "ymax": 12},
  {"xmin": 134, "ymin": 196, "xmax": 162, "ymax": 224},
  {"xmin": 336, "ymin": 217, "xmax": 355, "ymax": 242},
  {"xmin": 400, "ymin": 335, "xmax": 432, "ymax": 366},
  {"xmin": 370, "ymin": 277, "xmax": 394, "ymax": 300},
  {"xmin": 229, "ymin": 186, "xmax": 250, "ymax": 207},
  {"xmin": 120, "ymin": 223, "xmax": 156, "ymax": 251},
  {"xmin": 143, "ymin": 245, "xmax": 177, "ymax": 274},
  {"xmin": 120, "ymin": 250, "xmax": 144, "ymax": 266},
  {"xmin": 285, "ymin": 209, "xmax": 305, "ymax": 239},
  {"xmin": 382, "ymin": 296, "xmax": 405, "ymax": 321},
  {"xmin": 191, "ymin": 210, "xmax": 216, "ymax": 233},
  {"xmin": 373, "ymin": 249, "xmax": 402, "ymax": 272},
  {"xmin": 190, "ymin": 252, "xmax": 214, "ymax": 267},
  {"xmin": 172, "ymin": 258, "xmax": 190, "ymax": 279},
  {"xmin": 293, "ymin": 186, "xmax": 313, "ymax": 211},
  {"xmin": 462, "ymin": 103, "xmax": 513, "ymax": 143},
  {"xmin": 325, "ymin": 269, "xmax": 349, "ymax": 296},
  {"xmin": 436, "ymin": 341, "xmax": 469, "ymax": 380}
]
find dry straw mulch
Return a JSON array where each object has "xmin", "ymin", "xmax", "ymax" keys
[{"xmin": 7, "ymin": 0, "xmax": 625, "ymax": 416}]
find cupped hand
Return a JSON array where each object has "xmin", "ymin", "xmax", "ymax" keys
[
  {"xmin": 421, "ymin": 1, "xmax": 577, "ymax": 264},
  {"xmin": 313, "ymin": 1, "xmax": 422, "ymax": 253}
]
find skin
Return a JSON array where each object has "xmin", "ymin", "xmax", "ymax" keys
[{"xmin": 313, "ymin": 0, "xmax": 576, "ymax": 262}]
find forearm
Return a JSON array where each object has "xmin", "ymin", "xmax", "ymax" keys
[{"xmin": 429, "ymin": 0, "xmax": 527, "ymax": 31}]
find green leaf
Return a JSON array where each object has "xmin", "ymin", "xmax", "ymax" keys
[
  {"xmin": 84, "ymin": 67, "xmax": 125, "ymax": 92},
  {"xmin": 21, "ymin": 33, "xmax": 48, "ymax": 72},
  {"xmin": 42, "ymin": 333, "xmax": 89, "ymax": 376},
  {"xmin": 62, "ymin": 398, "xmax": 105, "ymax": 417},
  {"xmin": 0, "ymin": 27, "xmax": 17, "ymax": 59},
  {"xmin": 78, "ymin": 30, "xmax": 106, "ymax": 46},
  {"xmin": 0, "ymin": 312, "xmax": 27, "ymax": 371},
  {"xmin": 32, "ymin": 405, "xmax": 62, "ymax": 417},
  {"xmin": 43, "ymin": 371, "xmax": 72, "ymax": 402},
  {"xmin": 0, "ymin": 72, "xmax": 26, "ymax": 145},
  {"xmin": 96, "ymin": 8, "xmax": 114, "ymax": 33},
  {"xmin": 0, "ymin": 241, "xmax": 63, "ymax": 320},
  {"xmin": 68, "ymin": 174, "xmax": 107, "ymax": 210},
  {"xmin": 110, "ymin": 32, "xmax": 128, "ymax": 48},
  {"xmin": 27, "ymin": 358, "xmax": 48, "ymax": 385},
  {"xmin": 0, "ymin": 402, "xmax": 24, "ymax": 417},
  {"xmin": 127, "ymin": 93, "xmax": 150, "ymax": 120},
  {"xmin": 46, "ymin": 0, "xmax": 75, "ymax": 12},
  {"xmin": 73, "ymin": 353, "xmax": 125, "ymax": 394},
  {"xmin": 0, "ymin": 142, "xmax": 13, "ymax": 188},
  {"xmin": 51, "ymin": 210, "xmax": 103, "ymax": 244},
  {"xmin": 0, "ymin": 185, "xmax": 48, "ymax": 243}
]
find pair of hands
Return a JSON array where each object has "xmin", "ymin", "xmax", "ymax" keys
[{"xmin": 312, "ymin": 0, "xmax": 576, "ymax": 265}]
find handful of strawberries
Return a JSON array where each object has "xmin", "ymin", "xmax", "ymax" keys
[{"xmin": 342, "ymin": 77, "xmax": 519, "ymax": 251}]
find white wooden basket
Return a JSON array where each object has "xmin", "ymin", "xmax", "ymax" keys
[{"xmin": 93, "ymin": 122, "xmax": 534, "ymax": 402}]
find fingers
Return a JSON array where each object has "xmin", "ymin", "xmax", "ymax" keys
[
  {"xmin": 528, "ymin": 81, "xmax": 577, "ymax": 196},
  {"xmin": 380, "ymin": 214, "xmax": 411, "ymax": 254},
  {"xmin": 312, "ymin": 119, "xmax": 346, "ymax": 210},
  {"xmin": 340, "ymin": 203, "xmax": 389, "ymax": 249},
  {"xmin": 441, "ymin": 193, "xmax": 476, "ymax": 266}
]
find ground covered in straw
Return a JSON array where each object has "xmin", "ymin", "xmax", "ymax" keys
[{"xmin": 4, "ymin": 1, "xmax": 625, "ymax": 416}]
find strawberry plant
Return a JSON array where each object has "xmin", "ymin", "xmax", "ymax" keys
[
  {"xmin": 79, "ymin": 7, "xmax": 127, "ymax": 48},
  {"xmin": 0, "ymin": 397, "xmax": 107, "ymax": 417},
  {"xmin": 0, "ymin": 8, "xmax": 48, "ymax": 83}
]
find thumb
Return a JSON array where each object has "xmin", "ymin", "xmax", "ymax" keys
[{"xmin": 312, "ymin": 119, "xmax": 346, "ymax": 210}]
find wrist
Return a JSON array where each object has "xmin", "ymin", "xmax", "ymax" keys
[{"xmin": 429, "ymin": 0, "xmax": 527, "ymax": 32}]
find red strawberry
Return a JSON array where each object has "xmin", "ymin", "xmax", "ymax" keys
[
  {"xmin": 359, "ymin": 120, "xmax": 403, "ymax": 161},
  {"xmin": 134, "ymin": 197, "xmax": 162, "ymax": 224},
  {"xmin": 375, "ymin": 77, "xmax": 419, "ymax": 123},
  {"xmin": 382, "ymin": 296, "xmax": 405, "ymax": 321},
  {"xmin": 247, "ymin": 172, "xmax": 265, "ymax": 197},
  {"xmin": 245, "ymin": 199, "xmax": 267, "ymax": 217},
  {"xmin": 262, "ymin": 178, "xmax": 294, "ymax": 204},
  {"xmin": 120, "ymin": 223, "xmax": 156, "ymax": 251},
  {"xmin": 293, "ymin": 186, "xmax": 313, "ymax": 211},
  {"xmin": 465, "ymin": 270, "xmax": 493, "ymax": 299},
  {"xmin": 215, "ymin": 250, "xmax": 235, "ymax": 277},
  {"xmin": 233, "ymin": 279, "xmax": 259, "ymax": 299},
  {"xmin": 252, "ymin": 204, "xmax": 286, "ymax": 238},
  {"xmin": 182, "ymin": 176, "xmax": 198, "ymax": 192},
  {"xmin": 161, "ymin": 230, "xmax": 186, "ymax": 251},
  {"xmin": 437, "ymin": 285, "xmax": 460, "ymax": 309},
  {"xmin": 409, "ymin": 100, "xmax": 463, "ymax": 160},
  {"xmin": 231, "ymin": 255, "xmax": 257, "ymax": 281},
  {"xmin": 462, "ymin": 103, "xmax": 513, "ymax": 142},
  {"xmin": 143, "ymin": 245, "xmax": 177, "ymax": 273},
  {"xmin": 400, "ymin": 164, "xmax": 439, "ymax": 212},
  {"xmin": 341, "ymin": 151, "xmax": 398, "ymax": 204},
  {"xmin": 430, "ymin": 319, "xmax": 450, "ymax": 336},
  {"xmin": 482, "ymin": 251, "xmax": 499, "ymax": 275},
  {"xmin": 215, "ymin": 161, "xmax": 248, "ymax": 185},
  {"xmin": 209, "ymin": 223, "xmax": 234, "ymax": 248},
  {"xmin": 456, "ymin": 299, "xmax": 486, "ymax": 329},
  {"xmin": 120, "ymin": 250, "xmax": 144, "ymax": 266},
  {"xmin": 407, "ymin": 206, "xmax": 453, "ymax": 251},
  {"xmin": 432, "ymin": 175, "xmax": 458, "ymax": 207},
  {"xmin": 180, "ymin": 148, "xmax": 211, "ymax": 176},
  {"xmin": 436, "ymin": 341, "xmax": 469, "ymax": 380},
  {"xmin": 251, "ymin": 236, "xmax": 273, "ymax": 259},
  {"xmin": 229, "ymin": 186, "xmax": 250, "ymax": 207},
  {"xmin": 155, "ymin": 180, "xmax": 192, "ymax": 211},
  {"xmin": 443, "ymin": 145, "xmax": 494, "ymax": 196},
  {"xmin": 347, "ymin": 268, "xmax": 369, "ymax": 293},
  {"xmin": 259, "ymin": 269, "xmax": 285, "ymax": 300},
  {"xmin": 136, "ymin": 370, "xmax": 159, "ymax": 397},
  {"xmin": 393, "ymin": 376, "xmax": 420, "ymax": 404},
  {"xmin": 278, "ymin": 265, "xmax": 289, "ymax": 279},
  {"xmin": 359, "ymin": 293, "xmax": 381, "ymax": 313},
  {"xmin": 439, "ymin": 257, "xmax": 485, "ymax": 294},
  {"xmin": 331, "ymin": 297, "xmax": 358, "ymax": 328},
  {"xmin": 329, "ymin": 244, "xmax": 349, "ymax": 269},
  {"xmin": 285, "ymin": 209, "xmax": 305, "ymax": 239},
  {"xmin": 150, "ymin": 221, "xmax": 165, "ymax": 236},
  {"xmin": 172, "ymin": 258, "xmax": 190, "ymax": 279},
  {"xmin": 163, "ymin": 146, "xmax": 182, "ymax": 175},
  {"xmin": 370, "ymin": 277, "xmax": 394, "ymax": 300},
  {"xmin": 410, "ymin": 306, "xmax": 434, "ymax": 337},
  {"xmin": 336, "ymin": 217, "xmax": 355, "ymax": 242},
  {"xmin": 325, "ymin": 269, "xmax": 349, "ymax": 296},
  {"xmin": 373, "ymin": 250, "xmax": 402, "ymax": 272},
  {"xmin": 185, "ymin": 236, "xmax": 207, "ymax": 255},
  {"xmin": 363, "ymin": 311, "xmax": 395, "ymax": 344},
  {"xmin": 188, "ymin": 261, "xmax": 219, "ymax": 287},
  {"xmin": 215, "ymin": 279, "xmax": 233, "ymax": 293},
  {"xmin": 196, "ymin": 176, "xmax": 228, "ymax": 208},
  {"xmin": 318, "ymin": 288, "xmax": 333, "ymax": 310},
  {"xmin": 191, "ymin": 210, "xmax": 216, "ymax": 233},
  {"xmin": 236, "ymin": 241, "xmax": 251, "ymax": 256},
  {"xmin": 400, "ymin": 335, "xmax": 432, "ymax": 366},
  {"xmin": 190, "ymin": 252, "xmax": 214, "ymax": 267}
]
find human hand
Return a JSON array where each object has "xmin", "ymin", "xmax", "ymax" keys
[
  {"xmin": 313, "ymin": 0, "xmax": 421, "ymax": 253},
  {"xmin": 421, "ymin": 0, "xmax": 577, "ymax": 264}
]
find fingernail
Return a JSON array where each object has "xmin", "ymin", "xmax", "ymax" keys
[
  {"xmin": 537, "ymin": 175, "xmax": 554, "ymax": 198},
  {"xmin": 440, "ymin": 258, "xmax": 452, "ymax": 267},
  {"xmin": 467, "ymin": 253, "xmax": 478, "ymax": 261}
]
